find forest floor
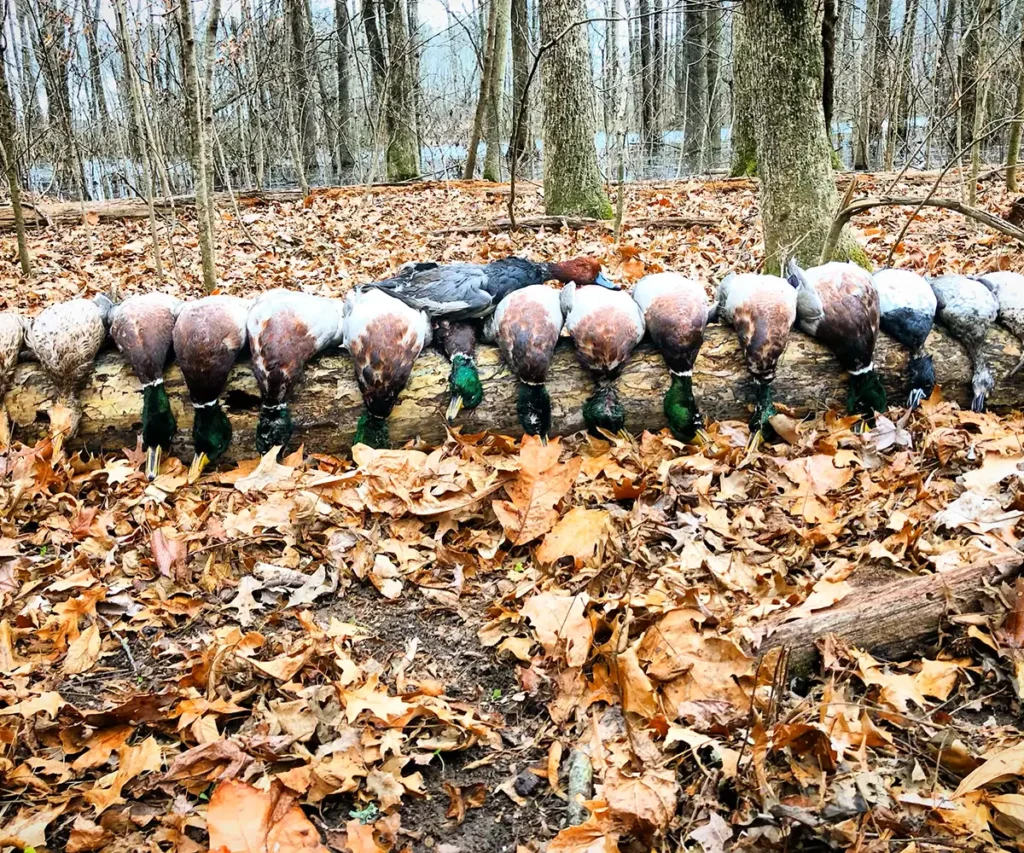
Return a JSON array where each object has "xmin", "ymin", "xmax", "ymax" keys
[{"xmin": 0, "ymin": 173, "xmax": 1023, "ymax": 853}]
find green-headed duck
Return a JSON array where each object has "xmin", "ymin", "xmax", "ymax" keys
[
  {"xmin": 342, "ymin": 287, "xmax": 431, "ymax": 449},
  {"xmin": 483, "ymin": 284, "xmax": 565, "ymax": 442},
  {"xmin": 172, "ymin": 295, "xmax": 250, "ymax": 474},
  {"xmin": 372, "ymin": 256, "xmax": 613, "ymax": 422},
  {"xmin": 561, "ymin": 282, "xmax": 645, "ymax": 436},
  {"xmin": 930, "ymin": 275, "xmax": 998, "ymax": 412},
  {"xmin": 872, "ymin": 269, "xmax": 936, "ymax": 409},
  {"xmin": 26, "ymin": 296, "xmax": 110, "ymax": 446},
  {"xmin": 246, "ymin": 289, "xmax": 344, "ymax": 456},
  {"xmin": 788, "ymin": 260, "xmax": 887, "ymax": 426},
  {"xmin": 632, "ymin": 272, "xmax": 710, "ymax": 442},
  {"xmin": 107, "ymin": 293, "xmax": 182, "ymax": 479},
  {"xmin": 710, "ymin": 272, "xmax": 796, "ymax": 446},
  {"xmin": 974, "ymin": 271, "xmax": 1024, "ymax": 376}
]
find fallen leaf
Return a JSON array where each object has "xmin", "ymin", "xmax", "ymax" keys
[
  {"xmin": 521, "ymin": 590, "xmax": 592, "ymax": 667},
  {"xmin": 535, "ymin": 507, "xmax": 612, "ymax": 565},
  {"xmin": 64, "ymin": 621, "xmax": 101, "ymax": 674},
  {"xmin": 207, "ymin": 779, "xmax": 329, "ymax": 853},
  {"xmin": 602, "ymin": 765, "xmax": 678, "ymax": 833},
  {"xmin": 493, "ymin": 437, "xmax": 581, "ymax": 545},
  {"xmin": 955, "ymin": 741, "xmax": 1024, "ymax": 797}
]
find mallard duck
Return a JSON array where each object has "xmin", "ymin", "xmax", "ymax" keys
[
  {"xmin": 172, "ymin": 295, "xmax": 250, "ymax": 474},
  {"xmin": 561, "ymin": 283, "xmax": 645, "ymax": 435},
  {"xmin": 26, "ymin": 296, "xmax": 110, "ymax": 446},
  {"xmin": 0, "ymin": 313, "xmax": 26, "ymax": 445},
  {"xmin": 246, "ymin": 289, "xmax": 345, "ymax": 456},
  {"xmin": 483, "ymin": 284, "xmax": 565, "ymax": 442},
  {"xmin": 930, "ymin": 275, "xmax": 998, "ymax": 412},
  {"xmin": 107, "ymin": 293, "xmax": 182, "ymax": 479},
  {"xmin": 787, "ymin": 260, "xmax": 886, "ymax": 425},
  {"xmin": 372, "ymin": 256, "xmax": 613, "ymax": 422},
  {"xmin": 872, "ymin": 268, "xmax": 937, "ymax": 409},
  {"xmin": 974, "ymin": 271, "xmax": 1024, "ymax": 376},
  {"xmin": 632, "ymin": 272, "xmax": 710, "ymax": 442},
  {"xmin": 342, "ymin": 287, "xmax": 431, "ymax": 449},
  {"xmin": 710, "ymin": 272, "xmax": 797, "ymax": 445}
]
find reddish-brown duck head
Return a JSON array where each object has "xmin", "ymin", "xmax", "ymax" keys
[{"xmin": 548, "ymin": 257, "xmax": 615, "ymax": 288}]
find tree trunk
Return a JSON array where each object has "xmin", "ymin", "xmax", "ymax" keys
[
  {"xmin": 1007, "ymin": 29, "xmax": 1024, "ymax": 192},
  {"xmin": 890, "ymin": 0, "xmax": 920, "ymax": 165},
  {"xmin": 336, "ymin": 0, "xmax": 356, "ymax": 169},
  {"xmin": 674, "ymin": 1, "xmax": 684, "ymax": 119},
  {"xmin": 113, "ymin": 0, "xmax": 163, "ymax": 281},
  {"xmin": 286, "ymin": 0, "xmax": 317, "ymax": 173},
  {"xmin": 202, "ymin": 0, "xmax": 221, "ymax": 234},
  {"xmin": 742, "ymin": 0, "xmax": 865, "ymax": 270},
  {"xmin": 0, "ymin": 23, "xmax": 31, "ymax": 277},
  {"xmin": 176, "ymin": 0, "xmax": 217, "ymax": 292},
  {"xmin": 967, "ymin": 0, "xmax": 996, "ymax": 206},
  {"xmin": 729, "ymin": 5, "xmax": 756, "ymax": 176},
  {"xmin": 509, "ymin": 0, "xmax": 531, "ymax": 173},
  {"xmin": 464, "ymin": 0, "xmax": 497, "ymax": 180},
  {"xmin": 7, "ymin": 323, "xmax": 1023, "ymax": 458},
  {"xmin": 483, "ymin": 0, "xmax": 511, "ymax": 182},
  {"xmin": 821, "ymin": 0, "xmax": 837, "ymax": 134},
  {"xmin": 706, "ymin": 5, "xmax": 724, "ymax": 164},
  {"xmin": 683, "ymin": 4, "xmax": 707, "ymax": 166},
  {"xmin": 306, "ymin": 0, "xmax": 339, "ymax": 181},
  {"xmin": 639, "ymin": 0, "xmax": 654, "ymax": 145},
  {"xmin": 407, "ymin": 0, "xmax": 423, "ymax": 161},
  {"xmin": 854, "ymin": 0, "xmax": 879, "ymax": 170},
  {"xmin": 381, "ymin": 0, "xmax": 420, "ymax": 180},
  {"xmin": 85, "ymin": 0, "xmax": 109, "ymax": 138},
  {"xmin": 540, "ymin": 0, "xmax": 612, "ymax": 218},
  {"xmin": 961, "ymin": 0, "xmax": 981, "ymax": 152},
  {"xmin": 652, "ymin": 0, "xmax": 663, "ymax": 128},
  {"xmin": 361, "ymin": 0, "xmax": 387, "ymax": 106}
]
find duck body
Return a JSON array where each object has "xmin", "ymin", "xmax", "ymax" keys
[
  {"xmin": 172, "ymin": 295, "xmax": 251, "ymax": 470},
  {"xmin": 246, "ymin": 289, "xmax": 344, "ymax": 455},
  {"xmin": 342, "ymin": 287, "xmax": 431, "ymax": 448},
  {"xmin": 713, "ymin": 272, "xmax": 796, "ymax": 441},
  {"xmin": 561, "ymin": 283, "xmax": 645, "ymax": 435},
  {"xmin": 372, "ymin": 256, "xmax": 612, "ymax": 422},
  {"xmin": 108, "ymin": 293, "xmax": 182, "ymax": 477},
  {"xmin": 483, "ymin": 284, "xmax": 565, "ymax": 439},
  {"xmin": 974, "ymin": 271, "xmax": 1024, "ymax": 375},
  {"xmin": 27, "ymin": 297, "xmax": 110, "ymax": 441},
  {"xmin": 930, "ymin": 275, "xmax": 998, "ymax": 412},
  {"xmin": 872, "ymin": 268, "xmax": 936, "ymax": 408},
  {"xmin": 788, "ymin": 260, "xmax": 886, "ymax": 421},
  {"xmin": 633, "ymin": 273, "xmax": 709, "ymax": 441}
]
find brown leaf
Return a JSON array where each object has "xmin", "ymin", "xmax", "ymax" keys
[
  {"xmin": 535, "ymin": 507, "xmax": 612, "ymax": 565},
  {"xmin": 64, "ymin": 621, "xmax": 101, "ymax": 675},
  {"xmin": 0, "ymin": 802, "xmax": 67, "ymax": 850},
  {"xmin": 547, "ymin": 815, "xmax": 620, "ymax": 853},
  {"xmin": 955, "ymin": 741, "xmax": 1024, "ymax": 797},
  {"xmin": 67, "ymin": 816, "xmax": 115, "ymax": 853},
  {"xmin": 83, "ymin": 736, "xmax": 162, "ymax": 813},
  {"xmin": 152, "ymin": 527, "xmax": 186, "ymax": 580},
  {"xmin": 207, "ymin": 779, "xmax": 329, "ymax": 853},
  {"xmin": 493, "ymin": 437, "xmax": 581, "ymax": 545},
  {"xmin": 602, "ymin": 766, "xmax": 678, "ymax": 833},
  {"xmin": 521, "ymin": 590, "xmax": 592, "ymax": 667},
  {"xmin": 617, "ymin": 646, "xmax": 659, "ymax": 719},
  {"xmin": 343, "ymin": 820, "xmax": 384, "ymax": 853}
]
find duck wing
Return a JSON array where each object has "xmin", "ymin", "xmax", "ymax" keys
[
  {"xmin": 370, "ymin": 264, "xmax": 493, "ymax": 319},
  {"xmin": 482, "ymin": 257, "xmax": 546, "ymax": 302}
]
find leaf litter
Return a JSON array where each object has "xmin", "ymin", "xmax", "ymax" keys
[{"xmin": 1, "ymin": 178, "xmax": 1024, "ymax": 851}]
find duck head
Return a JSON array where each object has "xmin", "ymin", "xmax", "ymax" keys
[
  {"xmin": 256, "ymin": 403, "xmax": 294, "ymax": 457},
  {"xmin": 906, "ymin": 354, "xmax": 935, "ymax": 409},
  {"xmin": 354, "ymin": 411, "xmax": 391, "ymax": 449},
  {"xmin": 192, "ymin": 402, "xmax": 233, "ymax": 472},
  {"xmin": 517, "ymin": 383, "xmax": 552, "ymax": 442},
  {"xmin": 549, "ymin": 258, "xmax": 615, "ymax": 289},
  {"xmin": 582, "ymin": 382, "xmax": 625, "ymax": 435},
  {"xmin": 142, "ymin": 382, "xmax": 177, "ymax": 480},
  {"xmin": 447, "ymin": 354, "xmax": 483, "ymax": 421},
  {"xmin": 972, "ymin": 365, "xmax": 995, "ymax": 413},
  {"xmin": 664, "ymin": 373, "xmax": 704, "ymax": 442},
  {"xmin": 847, "ymin": 368, "xmax": 888, "ymax": 423},
  {"xmin": 750, "ymin": 380, "xmax": 778, "ymax": 441}
]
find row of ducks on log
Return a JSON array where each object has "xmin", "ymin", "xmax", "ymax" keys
[{"xmin": 0, "ymin": 257, "xmax": 1021, "ymax": 478}]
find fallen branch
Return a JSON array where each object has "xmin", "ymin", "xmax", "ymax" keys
[
  {"xmin": 822, "ymin": 195, "xmax": 1024, "ymax": 262},
  {"xmin": 756, "ymin": 556, "xmax": 1021, "ymax": 676},
  {"xmin": 6, "ymin": 320, "xmax": 1024, "ymax": 458},
  {"xmin": 434, "ymin": 215, "xmax": 720, "ymax": 235}
]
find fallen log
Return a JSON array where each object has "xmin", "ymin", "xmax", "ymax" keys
[
  {"xmin": 433, "ymin": 214, "xmax": 720, "ymax": 235},
  {"xmin": 4, "ymin": 322, "xmax": 1024, "ymax": 459},
  {"xmin": 757, "ymin": 556, "xmax": 1021, "ymax": 676}
]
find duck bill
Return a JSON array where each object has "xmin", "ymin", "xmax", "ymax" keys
[
  {"xmin": 145, "ymin": 445, "xmax": 162, "ymax": 481},
  {"xmin": 971, "ymin": 393, "xmax": 987, "ymax": 414},
  {"xmin": 907, "ymin": 388, "xmax": 926, "ymax": 410},
  {"xmin": 745, "ymin": 429, "xmax": 762, "ymax": 453},
  {"xmin": 595, "ymin": 271, "xmax": 615, "ymax": 289},
  {"xmin": 694, "ymin": 428, "xmax": 712, "ymax": 447},
  {"xmin": 539, "ymin": 433, "xmax": 549, "ymax": 446},
  {"xmin": 189, "ymin": 452, "xmax": 210, "ymax": 481},
  {"xmin": 446, "ymin": 394, "xmax": 464, "ymax": 423}
]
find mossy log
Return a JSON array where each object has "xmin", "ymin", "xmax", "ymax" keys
[{"xmin": 4, "ymin": 323, "xmax": 1024, "ymax": 459}]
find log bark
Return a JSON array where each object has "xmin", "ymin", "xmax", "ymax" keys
[
  {"xmin": 757, "ymin": 556, "xmax": 1021, "ymax": 676},
  {"xmin": 7, "ymin": 321, "xmax": 1024, "ymax": 461}
]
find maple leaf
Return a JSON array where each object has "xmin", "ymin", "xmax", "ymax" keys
[
  {"xmin": 63, "ymin": 621, "xmax": 101, "ymax": 674},
  {"xmin": 83, "ymin": 736, "xmax": 162, "ymax": 813},
  {"xmin": 206, "ymin": 779, "xmax": 329, "ymax": 853},
  {"xmin": 547, "ymin": 814, "xmax": 620, "ymax": 853},
  {"xmin": 521, "ymin": 590, "xmax": 593, "ymax": 667},
  {"xmin": 535, "ymin": 506, "xmax": 612, "ymax": 565},
  {"xmin": 339, "ymin": 674, "xmax": 409, "ymax": 723},
  {"xmin": 343, "ymin": 820, "xmax": 384, "ymax": 853},
  {"xmin": 602, "ymin": 765, "xmax": 678, "ymax": 833},
  {"xmin": 492, "ymin": 436, "xmax": 581, "ymax": 546}
]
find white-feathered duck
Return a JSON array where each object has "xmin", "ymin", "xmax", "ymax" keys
[
  {"xmin": 930, "ymin": 274, "xmax": 998, "ymax": 413},
  {"xmin": 872, "ymin": 268, "xmax": 936, "ymax": 409}
]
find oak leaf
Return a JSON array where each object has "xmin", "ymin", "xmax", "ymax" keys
[
  {"xmin": 535, "ymin": 507, "xmax": 611, "ymax": 565},
  {"xmin": 493, "ymin": 437, "xmax": 581, "ymax": 545},
  {"xmin": 521, "ymin": 590, "xmax": 592, "ymax": 667}
]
